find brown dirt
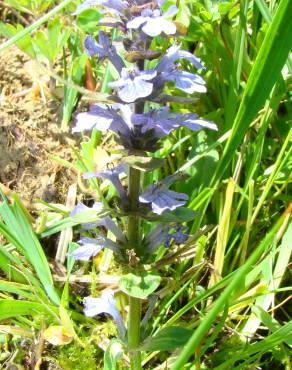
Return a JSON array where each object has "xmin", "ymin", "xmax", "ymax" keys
[{"xmin": 0, "ymin": 45, "xmax": 77, "ymax": 206}]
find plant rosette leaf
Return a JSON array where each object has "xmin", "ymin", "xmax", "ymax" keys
[
  {"xmin": 119, "ymin": 272, "xmax": 161, "ymax": 299},
  {"xmin": 43, "ymin": 325, "xmax": 74, "ymax": 346},
  {"xmin": 138, "ymin": 326, "xmax": 193, "ymax": 352},
  {"xmin": 124, "ymin": 156, "xmax": 164, "ymax": 172}
]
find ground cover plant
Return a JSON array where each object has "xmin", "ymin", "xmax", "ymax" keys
[{"xmin": 0, "ymin": 0, "xmax": 291, "ymax": 369}]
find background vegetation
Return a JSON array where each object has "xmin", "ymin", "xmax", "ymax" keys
[{"xmin": 0, "ymin": 0, "xmax": 291, "ymax": 369}]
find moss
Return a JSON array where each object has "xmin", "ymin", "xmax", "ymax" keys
[{"xmin": 56, "ymin": 341, "xmax": 101, "ymax": 370}]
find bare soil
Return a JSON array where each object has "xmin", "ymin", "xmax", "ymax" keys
[{"xmin": 0, "ymin": 45, "xmax": 76, "ymax": 206}]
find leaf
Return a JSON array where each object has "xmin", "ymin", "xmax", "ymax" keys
[
  {"xmin": 77, "ymin": 9, "xmax": 103, "ymax": 34},
  {"xmin": 59, "ymin": 305, "xmax": 77, "ymax": 339},
  {"xmin": 0, "ymin": 192, "xmax": 60, "ymax": 305},
  {"xmin": 212, "ymin": 0, "xmax": 292, "ymax": 185},
  {"xmin": 0, "ymin": 0, "xmax": 72, "ymax": 54},
  {"xmin": 124, "ymin": 156, "xmax": 164, "ymax": 172},
  {"xmin": 119, "ymin": 272, "xmax": 161, "ymax": 299},
  {"xmin": 252, "ymin": 306, "xmax": 292, "ymax": 347},
  {"xmin": 183, "ymin": 131, "xmax": 219, "ymax": 191},
  {"xmin": 41, "ymin": 208, "xmax": 111, "ymax": 237},
  {"xmin": 139, "ymin": 326, "xmax": 193, "ymax": 352},
  {"xmin": 0, "ymin": 22, "xmax": 35, "ymax": 58},
  {"xmin": 171, "ymin": 215, "xmax": 285, "ymax": 369},
  {"xmin": 44, "ymin": 325, "xmax": 74, "ymax": 345},
  {"xmin": 104, "ymin": 339, "xmax": 123, "ymax": 370},
  {"xmin": 158, "ymin": 207, "xmax": 197, "ymax": 222},
  {"xmin": 62, "ymin": 53, "xmax": 87, "ymax": 128},
  {"xmin": 176, "ymin": 1, "xmax": 191, "ymax": 27},
  {"xmin": 0, "ymin": 299, "xmax": 58, "ymax": 320}
]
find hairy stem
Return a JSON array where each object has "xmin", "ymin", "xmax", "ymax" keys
[
  {"xmin": 128, "ymin": 166, "xmax": 142, "ymax": 250},
  {"xmin": 127, "ymin": 166, "xmax": 142, "ymax": 370},
  {"xmin": 127, "ymin": 58, "xmax": 145, "ymax": 370},
  {"xmin": 128, "ymin": 296, "xmax": 142, "ymax": 370}
]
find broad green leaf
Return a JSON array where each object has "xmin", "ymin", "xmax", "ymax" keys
[
  {"xmin": 139, "ymin": 326, "xmax": 193, "ymax": 352},
  {"xmin": 176, "ymin": 1, "xmax": 191, "ymax": 27},
  {"xmin": 0, "ymin": 22, "xmax": 36, "ymax": 57},
  {"xmin": 119, "ymin": 272, "xmax": 161, "ymax": 299},
  {"xmin": 77, "ymin": 9, "xmax": 102, "ymax": 33},
  {"xmin": 158, "ymin": 207, "xmax": 197, "ymax": 222}
]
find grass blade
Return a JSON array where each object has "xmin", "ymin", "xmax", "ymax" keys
[
  {"xmin": 0, "ymin": 192, "xmax": 60, "ymax": 305},
  {"xmin": 212, "ymin": 0, "xmax": 292, "ymax": 186},
  {"xmin": 172, "ymin": 213, "xmax": 284, "ymax": 369},
  {"xmin": 0, "ymin": 0, "xmax": 72, "ymax": 54}
]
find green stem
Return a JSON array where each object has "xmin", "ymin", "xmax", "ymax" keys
[
  {"xmin": 127, "ymin": 167, "xmax": 142, "ymax": 369},
  {"xmin": 128, "ymin": 297, "xmax": 142, "ymax": 370},
  {"xmin": 126, "ymin": 58, "xmax": 145, "ymax": 370},
  {"xmin": 128, "ymin": 167, "xmax": 141, "ymax": 253}
]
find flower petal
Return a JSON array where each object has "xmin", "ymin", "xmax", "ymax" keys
[
  {"xmin": 70, "ymin": 238, "xmax": 104, "ymax": 260},
  {"xmin": 127, "ymin": 16, "xmax": 147, "ymax": 29},
  {"xmin": 73, "ymin": 105, "xmax": 115, "ymax": 133},
  {"xmin": 118, "ymin": 79, "xmax": 153, "ymax": 103},
  {"xmin": 83, "ymin": 290, "xmax": 126, "ymax": 339},
  {"xmin": 163, "ymin": 4, "xmax": 178, "ymax": 18},
  {"xmin": 142, "ymin": 18, "xmax": 165, "ymax": 37}
]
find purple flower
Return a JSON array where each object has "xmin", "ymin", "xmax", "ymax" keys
[
  {"xmin": 71, "ymin": 202, "xmax": 103, "ymax": 229},
  {"xmin": 132, "ymin": 107, "xmax": 217, "ymax": 137},
  {"xmin": 139, "ymin": 184, "xmax": 188, "ymax": 215},
  {"xmin": 83, "ymin": 163, "xmax": 128, "ymax": 204},
  {"xmin": 127, "ymin": 5, "xmax": 178, "ymax": 37},
  {"xmin": 164, "ymin": 224, "xmax": 189, "ymax": 248},
  {"xmin": 73, "ymin": 104, "xmax": 161, "ymax": 152},
  {"xmin": 156, "ymin": 44, "xmax": 204, "ymax": 72},
  {"xmin": 84, "ymin": 32, "xmax": 125, "ymax": 73},
  {"xmin": 70, "ymin": 236, "xmax": 120, "ymax": 260},
  {"xmin": 73, "ymin": 0, "xmax": 125, "ymax": 15},
  {"xmin": 70, "ymin": 202, "xmax": 127, "ymax": 243},
  {"xmin": 159, "ymin": 69, "xmax": 207, "ymax": 94},
  {"xmin": 72, "ymin": 104, "xmax": 119, "ymax": 133},
  {"xmin": 84, "ymin": 290, "xmax": 126, "ymax": 339},
  {"xmin": 108, "ymin": 68, "xmax": 157, "ymax": 103}
]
